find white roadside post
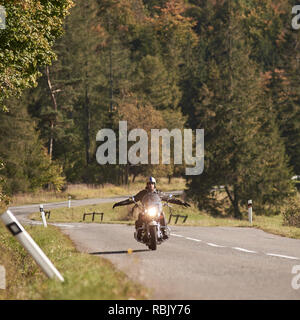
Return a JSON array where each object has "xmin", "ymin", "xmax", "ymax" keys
[
  {"xmin": 248, "ymin": 200, "xmax": 253, "ymax": 224},
  {"xmin": 0, "ymin": 265, "xmax": 5, "ymax": 290},
  {"xmin": 40, "ymin": 204, "xmax": 47, "ymax": 228},
  {"xmin": 0, "ymin": 210, "xmax": 64, "ymax": 282},
  {"xmin": 68, "ymin": 196, "xmax": 71, "ymax": 208}
]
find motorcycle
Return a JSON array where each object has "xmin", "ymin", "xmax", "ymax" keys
[{"xmin": 132, "ymin": 192, "xmax": 171, "ymax": 250}]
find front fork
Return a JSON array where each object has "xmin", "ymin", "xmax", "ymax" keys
[
  {"xmin": 134, "ymin": 221, "xmax": 162, "ymax": 242},
  {"xmin": 147, "ymin": 221, "xmax": 161, "ymax": 241}
]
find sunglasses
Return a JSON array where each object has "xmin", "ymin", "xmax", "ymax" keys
[{"xmin": 147, "ymin": 182, "xmax": 155, "ymax": 185}]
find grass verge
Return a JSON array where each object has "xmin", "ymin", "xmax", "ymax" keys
[
  {"xmin": 0, "ymin": 222, "xmax": 149, "ymax": 299},
  {"xmin": 10, "ymin": 177, "xmax": 186, "ymax": 206},
  {"xmin": 30, "ymin": 201, "xmax": 300, "ymax": 240}
]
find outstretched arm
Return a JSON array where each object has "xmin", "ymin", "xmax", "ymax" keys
[
  {"xmin": 159, "ymin": 191, "xmax": 191, "ymax": 207},
  {"xmin": 112, "ymin": 190, "xmax": 147, "ymax": 209},
  {"xmin": 168, "ymin": 198, "xmax": 191, "ymax": 207},
  {"xmin": 112, "ymin": 198, "xmax": 134, "ymax": 209}
]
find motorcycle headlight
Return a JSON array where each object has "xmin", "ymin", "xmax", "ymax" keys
[{"xmin": 147, "ymin": 207, "xmax": 157, "ymax": 217}]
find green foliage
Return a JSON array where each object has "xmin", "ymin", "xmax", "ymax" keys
[
  {"xmin": 237, "ymin": 0, "xmax": 300, "ymax": 175},
  {"xmin": 134, "ymin": 55, "xmax": 176, "ymax": 108},
  {"xmin": 0, "ymin": 98, "xmax": 65, "ymax": 194},
  {"xmin": 24, "ymin": 146, "xmax": 66, "ymax": 192},
  {"xmin": 1, "ymin": 0, "xmax": 300, "ymax": 220},
  {"xmin": 21, "ymin": 0, "xmax": 197, "ymax": 185},
  {"xmin": 160, "ymin": 107, "xmax": 188, "ymax": 178},
  {"xmin": 282, "ymin": 196, "xmax": 300, "ymax": 228},
  {"xmin": 0, "ymin": 0, "xmax": 73, "ymax": 201},
  {"xmin": 185, "ymin": 0, "xmax": 295, "ymax": 218},
  {"xmin": 0, "ymin": 0, "xmax": 74, "ymax": 109},
  {"xmin": 0, "ymin": 159, "xmax": 10, "ymax": 210}
]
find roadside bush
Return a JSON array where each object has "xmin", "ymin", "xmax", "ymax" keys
[
  {"xmin": 282, "ymin": 196, "xmax": 300, "ymax": 228},
  {"xmin": 0, "ymin": 160, "xmax": 10, "ymax": 210}
]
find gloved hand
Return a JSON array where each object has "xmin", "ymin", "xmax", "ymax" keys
[{"xmin": 183, "ymin": 202, "xmax": 191, "ymax": 208}]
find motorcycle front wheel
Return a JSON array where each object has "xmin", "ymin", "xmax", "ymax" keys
[{"xmin": 148, "ymin": 226, "xmax": 157, "ymax": 250}]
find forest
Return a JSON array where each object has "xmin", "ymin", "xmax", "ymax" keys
[{"xmin": 1, "ymin": 0, "xmax": 300, "ymax": 218}]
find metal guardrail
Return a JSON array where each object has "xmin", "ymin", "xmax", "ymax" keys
[
  {"xmin": 44, "ymin": 211, "xmax": 51, "ymax": 219},
  {"xmin": 168, "ymin": 213, "xmax": 188, "ymax": 224},
  {"xmin": 82, "ymin": 212, "xmax": 104, "ymax": 222}
]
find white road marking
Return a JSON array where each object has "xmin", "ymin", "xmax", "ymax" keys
[
  {"xmin": 30, "ymin": 222, "xmax": 300, "ymax": 262},
  {"xmin": 171, "ymin": 234, "xmax": 184, "ymax": 238},
  {"xmin": 171, "ymin": 235, "xmax": 300, "ymax": 261},
  {"xmin": 185, "ymin": 237, "xmax": 202, "ymax": 242},
  {"xmin": 25, "ymin": 220, "xmax": 74, "ymax": 229},
  {"xmin": 53, "ymin": 223, "xmax": 74, "ymax": 228},
  {"xmin": 206, "ymin": 242, "xmax": 226, "ymax": 248},
  {"xmin": 265, "ymin": 253, "xmax": 300, "ymax": 260},
  {"xmin": 232, "ymin": 247, "xmax": 257, "ymax": 253}
]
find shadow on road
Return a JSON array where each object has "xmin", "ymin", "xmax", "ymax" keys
[{"xmin": 89, "ymin": 249, "xmax": 149, "ymax": 255}]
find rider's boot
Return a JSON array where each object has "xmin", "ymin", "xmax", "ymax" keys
[
  {"xmin": 162, "ymin": 228, "xmax": 169, "ymax": 240},
  {"xmin": 160, "ymin": 213, "xmax": 169, "ymax": 239}
]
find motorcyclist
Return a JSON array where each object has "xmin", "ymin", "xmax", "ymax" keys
[{"xmin": 112, "ymin": 176, "xmax": 191, "ymax": 240}]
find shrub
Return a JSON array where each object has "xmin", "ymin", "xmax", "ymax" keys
[{"xmin": 282, "ymin": 196, "xmax": 300, "ymax": 228}]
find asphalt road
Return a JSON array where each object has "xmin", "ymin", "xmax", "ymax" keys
[
  {"xmin": 59, "ymin": 223, "xmax": 300, "ymax": 300},
  {"xmin": 7, "ymin": 193, "xmax": 300, "ymax": 300}
]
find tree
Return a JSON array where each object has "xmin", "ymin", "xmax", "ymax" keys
[
  {"xmin": 0, "ymin": 97, "xmax": 65, "ymax": 194},
  {"xmin": 0, "ymin": 0, "xmax": 74, "ymax": 110},
  {"xmin": 116, "ymin": 95, "xmax": 166, "ymax": 184},
  {"xmin": 239, "ymin": 0, "xmax": 300, "ymax": 175},
  {"xmin": 0, "ymin": 0, "xmax": 72, "ymax": 204},
  {"xmin": 142, "ymin": 0, "xmax": 198, "ymax": 110},
  {"xmin": 186, "ymin": 0, "xmax": 294, "ymax": 218},
  {"xmin": 0, "ymin": 160, "xmax": 10, "ymax": 211},
  {"xmin": 160, "ymin": 107, "xmax": 188, "ymax": 182},
  {"xmin": 27, "ymin": 0, "xmax": 111, "ymax": 181}
]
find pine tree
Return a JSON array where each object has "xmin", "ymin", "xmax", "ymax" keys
[
  {"xmin": 239, "ymin": 0, "xmax": 300, "ymax": 175},
  {"xmin": 186, "ymin": 0, "xmax": 294, "ymax": 218},
  {"xmin": 0, "ymin": 96, "xmax": 65, "ymax": 194}
]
